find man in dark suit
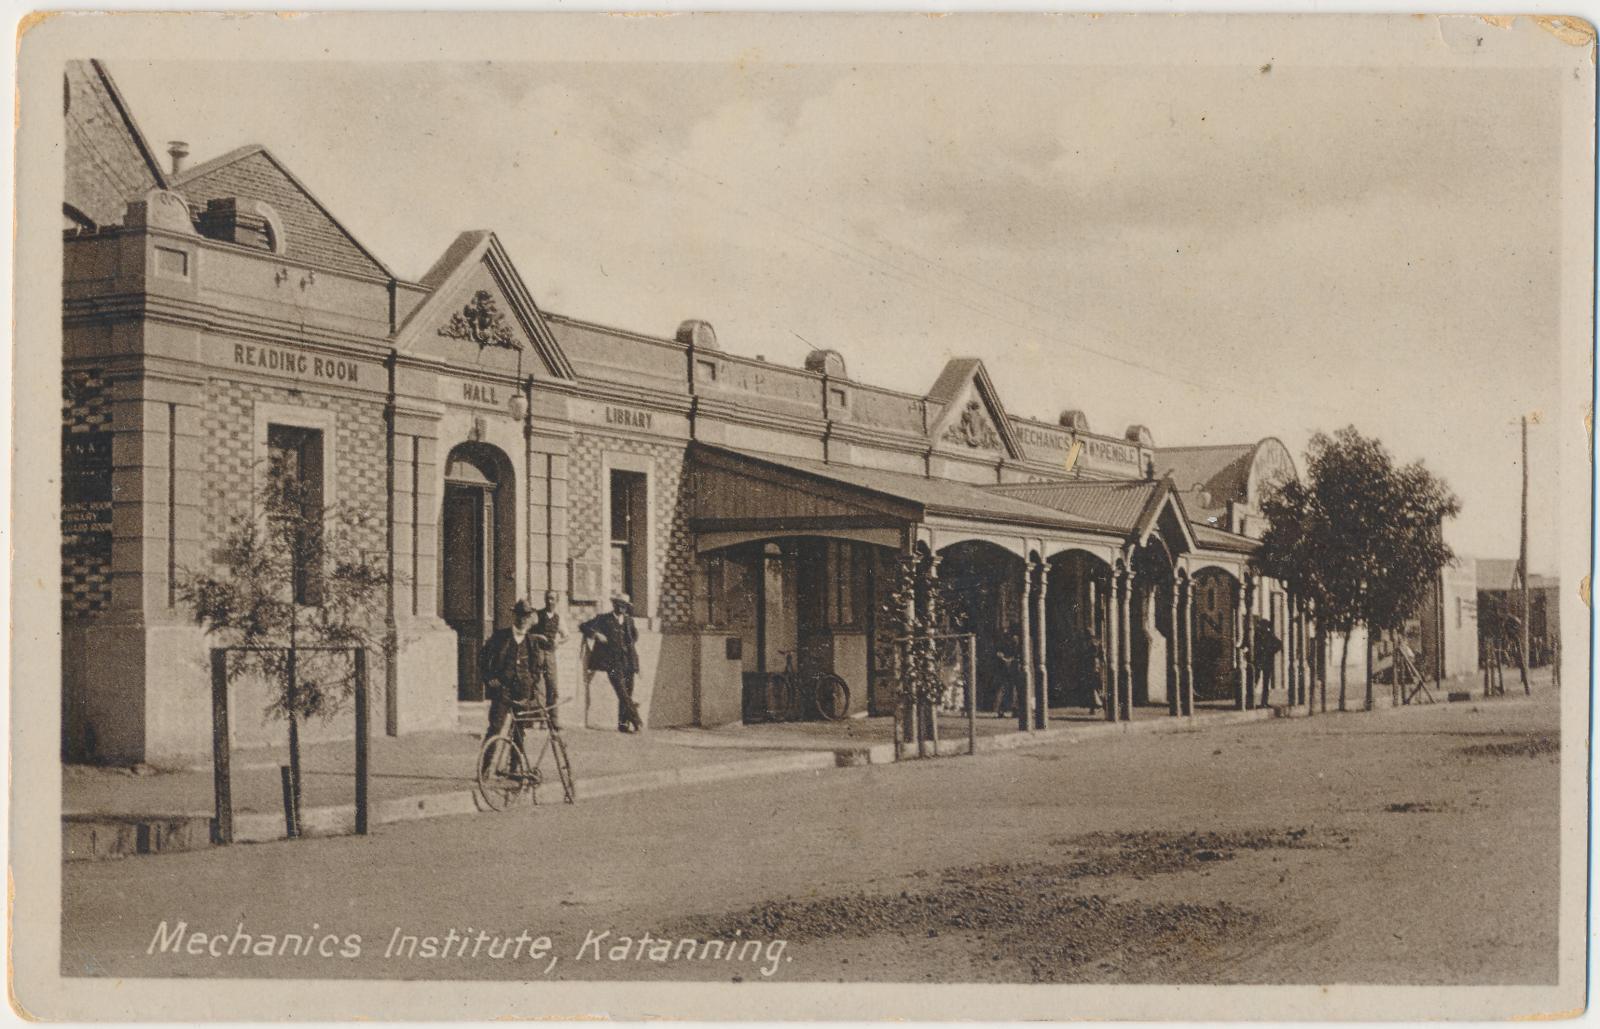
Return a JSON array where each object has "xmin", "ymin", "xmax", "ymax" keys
[
  {"xmin": 532, "ymin": 590, "xmax": 567, "ymax": 727},
  {"xmin": 480, "ymin": 599, "xmax": 553, "ymax": 746},
  {"xmin": 581, "ymin": 593, "xmax": 644, "ymax": 733},
  {"xmin": 1253, "ymin": 615, "xmax": 1282, "ymax": 708}
]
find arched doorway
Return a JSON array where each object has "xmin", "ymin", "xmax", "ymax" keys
[
  {"xmin": 1046, "ymin": 550, "xmax": 1114, "ymax": 709},
  {"xmin": 441, "ymin": 442, "xmax": 516, "ymax": 701},
  {"xmin": 1191, "ymin": 567, "xmax": 1241, "ymax": 701},
  {"xmin": 936, "ymin": 540, "xmax": 1027, "ymax": 714}
]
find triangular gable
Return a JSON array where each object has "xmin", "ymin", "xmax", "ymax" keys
[
  {"xmin": 172, "ymin": 145, "xmax": 392, "ymax": 280},
  {"xmin": 395, "ymin": 231, "xmax": 576, "ymax": 380},
  {"xmin": 926, "ymin": 359, "xmax": 1024, "ymax": 460},
  {"xmin": 1132, "ymin": 479, "xmax": 1198, "ymax": 553}
]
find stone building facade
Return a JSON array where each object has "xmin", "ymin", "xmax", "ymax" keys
[{"xmin": 63, "ymin": 61, "xmax": 1311, "ymax": 765}]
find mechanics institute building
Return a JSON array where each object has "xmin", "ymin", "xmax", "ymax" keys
[{"xmin": 63, "ymin": 61, "xmax": 1306, "ymax": 765}]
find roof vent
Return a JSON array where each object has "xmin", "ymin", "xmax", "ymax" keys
[
  {"xmin": 1058, "ymin": 409, "xmax": 1090, "ymax": 432},
  {"xmin": 167, "ymin": 140, "xmax": 190, "ymax": 177},
  {"xmin": 676, "ymin": 320, "xmax": 720, "ymax": 351},
  {"xmin": 1125, "ymin": 424, "xmax": 1155, "ymax": 447},
  {"xmin": 804, "ymin": 349, "xmax": 847, "ymax": 378}
]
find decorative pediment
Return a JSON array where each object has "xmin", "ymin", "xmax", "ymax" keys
[
  {"xmin": 925, "ymin": 359, "xmax": 1023, "ymax": 460},
  {"xmin": 438, "ymin": 290, "xmax": 521, "ymax": 351},
  {"xmin": 395, "ymin": 230, "xmax": 575, "ymax": 378},
  {"xmin": 942, "ymin": 399, "xmax": 1002, "ymax": 450}
]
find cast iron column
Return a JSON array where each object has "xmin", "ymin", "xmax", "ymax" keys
[
  {"xmin": 1233, "ymin": 576, "xmax": 1248, "ymax": 711},
  {"xmin": 1018, "ymin": 560, "xmax": 1034, "ymax": 733},
  {"xmin": 1032, "ymin": 558, "xmax": 1049, "ymax": 730}
]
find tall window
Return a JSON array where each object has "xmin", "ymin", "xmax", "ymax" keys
[
  {"xmin": 609, "ymin": 469, "xmax": 648, "ymax": 609},
  {"xmin": 267, "ymin": 424, "xmax": 324, "ymax": 605}
]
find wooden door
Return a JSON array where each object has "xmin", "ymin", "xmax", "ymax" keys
[{"xmin": 443, "ymin": 484, "xmax": 487, "ymax": 701}]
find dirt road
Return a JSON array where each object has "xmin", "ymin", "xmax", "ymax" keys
[{"xmin": 61, "ymin": 695, "xmax": 1560, "ymax": 985}]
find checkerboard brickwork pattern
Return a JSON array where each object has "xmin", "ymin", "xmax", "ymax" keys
[
  {"xmin": 62, "ymin": 368, "xmax": 112, "ymax": 616},
  {"xmin": 198, "ymin": 380, "xmax": 387, "ymax": 560},
  {"xmin": 568, "ymin": 431, "xmax": 694, "ymax": 629}
]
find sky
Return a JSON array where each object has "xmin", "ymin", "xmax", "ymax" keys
[{"xmin": 106, "ymin": 45, "xmax": 1571, "ymax": 573}]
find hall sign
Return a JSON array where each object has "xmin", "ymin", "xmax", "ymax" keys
[
  {"xmin": 230, "ymin": 342, "xmax": 367, "ymax": 384},
  {"xmin": 458, "ymin": 380, "xmax": 505, "ymax": 407}
]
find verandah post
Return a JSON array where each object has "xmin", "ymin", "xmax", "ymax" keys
[
  {"xmin": 966, "ymin": 632, "xmax": 978, "ymax": 757},
  {"xmin": 354, "ymin": 647, "xmax": 369, "ymax": 835},
  {"xmin": 210, "ymin": 648, "xmax": 233, "ymax": 846}
]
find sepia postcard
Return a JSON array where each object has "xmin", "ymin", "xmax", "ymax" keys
[{"xmin": 10, "ymin": 10, "xmax": 1595, "ymax": 1022}]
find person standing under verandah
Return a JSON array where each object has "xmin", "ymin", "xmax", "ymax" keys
[
  {"xmin": 992, "ymin": 625, "xmax": 1023, "ymax": 718},
  {"xmin": 1253, "ymin": 615, "xmax": 1282, "ymax": 708}
]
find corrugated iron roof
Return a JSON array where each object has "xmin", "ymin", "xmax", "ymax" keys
[
  {"xmin": 1191, "ymin": 522, "xmax": 1258, "ymax": 553},
  {"xmin": 691, "ymin": 444, "xmax": 1116, "ymax": 534},
  {"xmin": 1476, "ymin": 558, "xmax": 1558, "ymax": 592},
  {"xmin": 1156, "ymin": 443, "xmax": 1255, "ymax": 502},
  {"xmin": 988, "ymin": 479, "xmax": 1163, "ymax": 534}
]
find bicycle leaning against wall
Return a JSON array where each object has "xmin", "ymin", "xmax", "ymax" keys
[{"xmin": 760, "ymin": 649, "xmax": 851, "ymax": 722}]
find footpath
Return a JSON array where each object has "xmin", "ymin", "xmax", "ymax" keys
[{"xmin": 63, "ymin": 668, "xmax": 1552, "ymax": 861}]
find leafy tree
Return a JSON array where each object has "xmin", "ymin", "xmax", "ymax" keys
[
  {"xmin": 178, "ymin": 461, "xmax": 388, "ymax": 834},
  {"xmin": 1258, "ymin": 427, "xmax": 1459, "ymax": 711}
]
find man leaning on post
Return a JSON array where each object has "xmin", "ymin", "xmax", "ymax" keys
[{"xmin": 581, "ymin": 592, "xmax": 645, "ymax": 733}]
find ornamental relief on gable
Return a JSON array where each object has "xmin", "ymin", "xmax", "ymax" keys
[
  {"xmin": 438, "ymin": 289, "xmax": 521, "ymax": 351},
  {"xmin": 943, "ymin": 399, "xmax": 1002, "ymax": 450}
]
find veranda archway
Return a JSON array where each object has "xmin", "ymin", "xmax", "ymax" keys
[
  {"xmin": 935, "ymin": 540, "xmax": 1027, "ymax": 713},
  {"xmin": 1045, "ymin": 549, "xmax": 1114, "ymax": 710},
  {"xmin": 1190, "ymin": 567, "xmax": 1242, "ymax": 702},
  {"xmin": 1130, "ymin": 534, "xmax": 1179, "ymax": 708}
]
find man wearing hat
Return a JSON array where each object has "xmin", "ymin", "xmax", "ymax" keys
[
  {"xmin": 580, "ymin": 593, "xmax": 645, "ymax": 733},
  {"xmin": 480, "ymin": 599, "xmax": 553, "ymax": 743}
]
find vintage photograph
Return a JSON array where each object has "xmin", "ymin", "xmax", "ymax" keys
[{"xmin": 12, "ymin": 11, "xmax": 1593, "ymax": 1022}]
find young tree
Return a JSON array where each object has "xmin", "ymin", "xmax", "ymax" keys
[
  {"xmin": 179, "ymin": 460, "xmax": 387, "ymax": 834},
  {"xmin": 1258, "ymin": 427, "xmax": 1459, "ymax": 711},
  {"xmin": 881, "ymin": 551, "xmax": 971, "ymax": 747}
]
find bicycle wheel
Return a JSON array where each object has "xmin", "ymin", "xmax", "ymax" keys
[
  {"xmin": 812, "ymin": 674, "xmax": 851, "ymax": 721},
  {"xmin": 476, "ymin": 734, "xmax": 531, "ymax": 811},
  {"xmin": 550, "ymin": 731, "xmax": 576, "ymax": 804}
]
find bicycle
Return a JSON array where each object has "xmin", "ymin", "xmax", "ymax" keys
[
  {"xmin": 761, "ymin": 649, "xmax": 851, "ymax": 722},
  {"xmin": 475, "ymin": 697, "xmax": 576, "ymax": 811}
]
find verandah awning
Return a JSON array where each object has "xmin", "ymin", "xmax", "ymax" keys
[
  {"xmin": 687, "ymin": 442, "xmax": 1112, "ymax": 550},
  {"xmin": 686, "ymin": 442, "xmax": 1260, "ymax": 560}
]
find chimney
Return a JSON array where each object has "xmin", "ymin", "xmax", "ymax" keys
[{"xmin": 167, "ymin": 140, "xmax": 190, "ymax": 177}]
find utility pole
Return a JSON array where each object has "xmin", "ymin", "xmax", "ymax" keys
[{"xmin": 1518, "ymin": 415, "xmax": 1530, "ymax": 691}]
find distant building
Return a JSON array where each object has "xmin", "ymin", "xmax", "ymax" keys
[
  {"xmin": 1476, "ymin": 558, "xmax": 1560, "ymax": 666},
  {"xmin": 1416, "ymin": 558, "xmax": 1480, "ymax": 681}
]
